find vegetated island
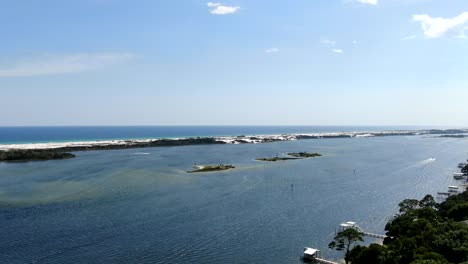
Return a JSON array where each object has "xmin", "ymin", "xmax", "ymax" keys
[
  {"xmin": 439, "ymin": 134, "xmax": 467, "ymax": 138},
  {"xmin": 187, "ymin": 164, "xmax": 235, "ymax": 173},
  {"xmin": 2, "ymin": 128, "xmax": 468, "ymax": 162},
  {"xmin": 287, "ymin": 152, "xmax": 322, "ymax": 158},
  {"xmin": 256, "ymin": 157, "xmax": 299, "ymax": 162},
  {"xmin": 256, "ymin": 152, "xmax": 322, "ymax": 162},
  {"xmin": 0, "ymin": 149, "xmax": 76, "ymax": 162}
]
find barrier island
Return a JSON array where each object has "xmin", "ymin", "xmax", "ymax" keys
[
  {"xmin": 2, "ymin": 129, "xmax": 468, "ymax": 162},
  {"xmin": 0, "ymin": 137, "xmax": 223, "ymax": 162}
]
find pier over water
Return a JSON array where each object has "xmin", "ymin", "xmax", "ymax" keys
[{"xmin": 340, "ymin": 221, "xmax": 387, "ymax": 239}]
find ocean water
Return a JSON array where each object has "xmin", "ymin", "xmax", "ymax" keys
[
  {"xmin": 0, "ymin": 126, "xmax": 430, "ymax": 144},
  {"xmin": 1, "ymin": 132, "xmax": 467, "ymax": 263}
]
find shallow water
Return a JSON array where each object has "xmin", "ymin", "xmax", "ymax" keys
[{"xmin": 1, "ymin": 135, "xmax": 467, "ymax": 263}]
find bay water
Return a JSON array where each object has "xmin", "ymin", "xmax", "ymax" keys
[{"xmin": 0, "ymin": 128, "xmax": 467, "ymax": 263}]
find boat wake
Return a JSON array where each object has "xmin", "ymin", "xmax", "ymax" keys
[
  {"xmin": 396, "ymin": 158, "xmax": 436, "ymax": 173},
  {"xmin": 133, "ymin": 152, "xmax": 151, "ymax": 155}
]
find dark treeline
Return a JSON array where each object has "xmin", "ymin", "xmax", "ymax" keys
[
  {"xmin": 342, "ymin": 191, "xmax": 468, "ymax": 264},
  {"xmin": 55, "ymin": 137, "xmax": 225, "ymax": 152},
  {"xmin": 0, "ymin": 149, "xmax": 75, "ymax": 162},
  {"xmin": 462, "ymin": 164, "xmax": 468, "ymax": 175},
  {"xmin": 0, "ymin": 137, "xmax": 224, "ymax": 162}
]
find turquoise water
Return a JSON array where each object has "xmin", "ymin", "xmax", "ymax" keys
[
  {"xmin": 0, "ymin": 126, "xmax": 432, "ymax": 144},
  {"xmin": 1, "ymin": 135, "xmax": 467, "ymax": 263}
]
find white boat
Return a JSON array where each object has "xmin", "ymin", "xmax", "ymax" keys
[
  {"xmin": 448, "ymin": 186, "xmax": 459, "ymax": 192},
  {"xmin": 453, "ymin": 173, "xmax": 466, "ymax": 180}
]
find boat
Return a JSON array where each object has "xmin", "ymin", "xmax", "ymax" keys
[
  {"xmin": 448, "ymin": 186, "xmax": 459, "ymax": 193},
  {"xmin": 453, "ymin": 173, "xmax": 466, "ymax": 180}
]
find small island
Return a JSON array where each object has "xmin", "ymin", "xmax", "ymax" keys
[
  {"xmin": 256, "ymin": 152, "xmax": 322, "ymax": 162},
  {"xmin": 287, "ymin": 152, "xmax": 322, "ymax": 158},
  {"xmin": 256, "ymin": 157, "xmax": 299, "ymax": 162},
  {"xmin": 439, "ymin": 134, "xmax": 467, "ymax": 138},
  {"xmin": 187, "ymin": 164, "xmax": 235, "ymax": 173}
]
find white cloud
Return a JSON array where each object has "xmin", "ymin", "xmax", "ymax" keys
[
  {"xmin": 207, "ymin": 2, "xmax": 240, "ymax": 15},
  {"xmin": 265, "ymin": 48, "xmax": 279, "ymax": 53},
  {"xmin": 321, "ymin": 39, "xmax": 344, "ymax": 54},
  {"xmin": 0, "ymin": 53, "xmax": 135, "ymax": 77},
  {"xmin": 413, "ymin": 12, "xmax": 468, "ymax": 38},
  {"xmin": 350, "ymin": 0, "xmax": 378, "ymax": 5},
  {"xmin": 320, "ymin": 38, "xmax": 336, "ymax": 46},
  {"xmin": 402, "ymin": 34, "xmax": 417, "ymax": 40}
]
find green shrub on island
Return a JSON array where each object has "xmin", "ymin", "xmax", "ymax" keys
[
  {"xmin": 256, "ymin": 152, "xmax": 322, "ymax": 162},
  {"xmin": 287, "ymin": 152, "xmax": 322, "ymax": 158},
  {"xmin": 0, "ymin": 149, "xmax": 75, "ymax": 162},
  {"xmin": 440, "ymin": 134, "xmax": 466, "ymax": 138},
  {"xmin": 147, "ymin": 137, "xmax": 224, "ymax": 147},
  {"xmin": 336, "ymin": 191, "xmax": 468, "ymax": 264},
  {"xmin": 56, "ymin": 137, "xmax": 225, "ymax": 152},
  {"xmin": 256, "ymin": 157, "xmax": 299, "ymax": 162},
  {"xmin": 187, "ymin": 164, "xmax": 235, "ymax": 173}
]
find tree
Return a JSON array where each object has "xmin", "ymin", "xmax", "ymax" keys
[
  {"xmin": 432, "ymin": 222, "xmax": 468, "ymax": 264},
  {"xmin": 399, "ymin": 199, "xmax": 419, "ymax": 214},
  {"xmin": 348, "ymin": 244, "xmax": 391, "ymax": 264},
  {"xmin": 410, "ymin": 260, "xmax": 449, "ymax": 264},
  {"xmin": 353, "ymin": 191, "xmax": 468, "ymax": 264},
  {"xmin": 419, "ymin": 195, "xmax": 438, "ymax": 210},
  {"xmin": 439, "ymin": 191, "xmax": 468, "ymax": 221},
  {"xmin": 461, "ymin": 164, "xmax": 468, "ymax": 174},
  {"xmin": 411, "ymin": 252, "xmax": 451, "ymax": 264},
  {"xmin": 328, "ymin": 228, "xmax": 364, "ymax": 264}
]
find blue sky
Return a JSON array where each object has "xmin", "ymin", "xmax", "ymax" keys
[{"xmin": 1, "ymin": 0, "xmax": 467, "ymax": 126}]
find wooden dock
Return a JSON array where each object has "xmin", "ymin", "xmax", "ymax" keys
[
  {"xmin": 315, "ymin": 257, "xmax": 340, "ymax": 264},
  {"xmin": 302, "ymin": 247, "xmax": 339, "ymax": 264},
  {"xmin": 361, "ymin": 231, "xmax": 386, "ymax": 239},
  {"xmin": 340, "ymin": 221, "xmax": 386, "ymax": 240},
  {"xmin": 302, "ymin": 221, "xmax": 387, "ymax": 264}
]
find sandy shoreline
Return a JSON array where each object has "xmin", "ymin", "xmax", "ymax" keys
[{"xmin": 1, "ymin": 129, "xmax": 467, "ymax": 151}]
